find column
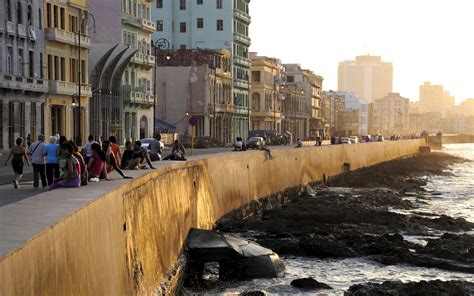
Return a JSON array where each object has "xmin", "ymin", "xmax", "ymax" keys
[
  {"xmin": 131, "ymin": 112, "xmax": 137, "ymax": 141},
  {"xmin": 13, "ymin": 102, "xmax": 20, "ymax": 141},
  {"xmin": 1, "ymin": 100, "xmax": 9, "ymax": 150},
  {"xmin": 24, "ymin": 102, "xmax": 31, "ymax": 139},
  {"xmin": 35, "ymin": 102, "xmax": 42, "ymax": 138}
]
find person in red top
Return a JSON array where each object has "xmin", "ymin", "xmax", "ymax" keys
[
  {"xmin": 87, "ymin": 143, "xmax": 107, "ymax": 180},
  {"xmin": 109, "ymin": 136, "xmax": 121, "ymax": 167}
]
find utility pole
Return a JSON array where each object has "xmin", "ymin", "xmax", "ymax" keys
[{"xmin": 77, "ymin": 9, "xmax": 82, "ymax": 145}]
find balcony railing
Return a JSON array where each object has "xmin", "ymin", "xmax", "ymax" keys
[
  {"xmin": 130, "ymin": 53, "xmax": 155, "ymax": 68},
  {"xmin": 49, "ymin": 80, "xmax": 92, "ymax": 96},
  {"xmin": 233, "ymin": 79, "xmax": 249, "ymax": 89},
  {"xmin": 141, "ymin": 19, "xmax": 156, "ymax": 32},
  {"xmin": 233, "ymin": 56, "xmax": 250, "ymax": 67},
  {"xmin": 122, "ymin": 85, "xmax": 153, "ymax": 106},
  {"xmin": 233, "ymin": 10, "xmax": 251, "ymax": 24},
  {"xmin": 122, "ymin": 14, "xmax": 155, "ymax": 32},
  {"xmin": 233, "ymin": 32, "xmax": 251, "ymax": 45},
  {"xmin": 45, "ymin": 28, "xmax": 91, "ymax": 48},
  {"xmin": 0, "ymin": 74, "xmax": 47, "ymax": 93},
  {"xmin": 17, "ymin": 24, "xmax": 26, "ymax": 37},
  {"xmin": 6, "ymin": 21, "xmax": 16, "ymax": 34}
]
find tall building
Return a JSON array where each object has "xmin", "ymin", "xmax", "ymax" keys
[
  {"xmin": 419, "ymin": 81, "xmax": 455, "ymax": 116},
  {"xmin": 372, "ymin": 92, "xmax": 409, "ymax": 135},
  {"xmin": 249, "ymin": 53, "xmax": 284, "ymax": 133},
  {"xmin": 151, "ymin": 0, "xmax": 251, "ymax": 139},
  {"xmin": 122, "ymin": 0, "xmax": 155, "ymax": 140},
  {"xmin": 282, "ymin": 64, "xmax": 308, "ymax": 140},
  {"xmin": 304, "ymin": 70, "xmax": 323, "ymax": 138},
  {"xmin": 338, "ymin": 55, "xmax": 393, "ymax": 104},
  {"xmin": 1, "ymin": 0, "xmax": 47, "ymax": 150},
  {"xmin": 43, "ymin": 0, "xmax": 92, "ymax": 143}
]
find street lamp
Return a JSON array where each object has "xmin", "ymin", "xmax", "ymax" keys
[
  {"xmin": 75, "ymin": 10, "xmax": 95, "ymax": 145},
  {"xmin": 152, "ymin": 38, "xmax": 170, "ymax": 138}
]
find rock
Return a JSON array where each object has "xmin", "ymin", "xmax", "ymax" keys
[
  {"xmin": 346, "ymin": 280, "xmax": 474, "ymax": 295},
  {"xmin": 240, "ymin": 291, "xmax": 266, "ymax": 296},
  {"xmin": 291, "ymin": 277, "xmax": 333, "ymax": 290}
]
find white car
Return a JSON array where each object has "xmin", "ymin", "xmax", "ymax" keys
[
  {"xmin": 340, "ymin": 137, "xmax": 351, "ymax": 144},
  {"xmin": 349, "ymin": 136, "xmax": 359, "ymax": 144}
]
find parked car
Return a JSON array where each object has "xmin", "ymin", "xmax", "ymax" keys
[
  {"xmin": 360, "ymin": 135, "xmax": 371, "ymax": 143},
  {"xmin": 340, "ymin": 137, "xmax": 351, "ymax": 144},
  {"xmin": 247, "ymin": 137, "xmax": 264, "ymax": 149},
  {"xmin": 349, "ymin": 136, "xmax": 359, "ymax": 144},
  {"xmin": 140, "ymin": 138, "xmax": 163, "ymax": 149}
]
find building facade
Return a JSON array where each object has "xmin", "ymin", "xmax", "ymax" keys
[
  {"xmin": 338, "ymin": 55, "xmax": 392, "ymax": 104},
  {"xmin": 419, "ymin": 81, "xmax": 455, "ymax": 116},
  {"xmin": 306, "ymin": 70, "xmax": 323, "ymax": 138},
  {"xmin": 249, "ymin": 53, "xmax": 284, "ymax": 133},
  {"xmin": 282, "ymin": 64, "xmax": 307, "ymax": 140},
  {"xmin": 155, "ymin": 48, "xmax": 233, "ymax": 143},
  {"xmin": 122, "ymin": 0, "xmax": 155, "ymax": 140},
  {"xmin": 1, "ymin": 0, "xmax": 48, "ymax": 150},
  {"xmin": 151, "ymin": 0, "xmax": 251, "ymax": 139},
  {"xmin": 43, "ymin": 0, "xmax": 92, "ymax": 143},
  {"xmin": 372, "ymin": 92, "xmax": 409, "ymax": 135}
]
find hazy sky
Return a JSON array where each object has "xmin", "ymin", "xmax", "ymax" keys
[{"xmin": 249, "ymin": 0, "xmax": 474, "ymax": 103}]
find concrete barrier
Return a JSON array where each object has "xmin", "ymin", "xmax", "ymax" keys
[{"xmin": 0, "ymin": 140, "xmax": 424, "ymax": 295}]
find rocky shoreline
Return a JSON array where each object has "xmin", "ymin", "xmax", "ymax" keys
[{"xmin": 215, "ymin": 152, "xmax": 474, "ymax": 294}]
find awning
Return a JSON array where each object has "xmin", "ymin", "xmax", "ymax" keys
[{"xmin": 155, "ymin": 118, "xmax": 177, "ymax": 131}]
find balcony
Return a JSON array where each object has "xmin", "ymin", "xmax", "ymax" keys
[
  {"xmin": 130, "ymin": 53, "xmax": 155, "ymax": 68},
  {"xmin": 233, "ymin": 79, "xmax": 249, "ymax": 89},
  {"xmin": 233, "ymin": 56, "xmax": 250, "ymax": 67},
  {"xmin": 122, "ymin": 85, "xmax": 153, "ymax": 106},
  {"xmin": 0, "ymin": 74, "xmax": 48, "ymax": 93},
  {"xmin": 233, "ymin": 32, "xmax": 251, "ymax": 45},
  {"xmin": 233, "ymin": 10, "xmax": 251, "ymax": 24},
  {"xmin": 17, "ymin": 24, "xmax": 27, "ymax": 37},
  {"xmin": 6, "ymin": 21, "xmax": 16, "ymax": 35},
  {"xmin": 141, "ymin": 19, "xmax": 156, "ymax": 32},
  {"xmin": 49, "ymin": 80, "xmax": 92, "ymax": 97},
  {"xmin": 45, "ymin": 28, "xmax": 91, "ymax": 48}
]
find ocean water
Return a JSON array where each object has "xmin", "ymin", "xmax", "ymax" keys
[{"xmin": 191, "ymin": 144, "xmax": 474, "ymax": 295}]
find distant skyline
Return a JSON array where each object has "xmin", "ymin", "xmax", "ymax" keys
[{"xmin": 249, "ymin": 0, "xmax": 474, "ymax": 104}]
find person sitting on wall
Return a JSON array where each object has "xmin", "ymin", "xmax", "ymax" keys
[
  {"xmin": 234, "ymin": 137, "xmax": 246, "ymax": 151},
  {"xmin": 120, "ymin": 141, "xmax": 134, "ymax": 169},
  {"xmin": 49, "ymin": 143, "xmax": 81, "ymax": 190},
  {"xmin": 163, "ymin": 139, "xmax": 187, "ymax": 161},
  {"xmin": 295, "ymin": 138, "xmax": 303, "ymax": 148},
  {"xmin": 259, "ymin": 136, "xmax": 274, "ymax": 160},
  {"xmin": 126, "ymin": 141, "xmax": 156, "ymax": 169}
]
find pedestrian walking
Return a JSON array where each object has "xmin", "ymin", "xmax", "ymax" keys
[
  {"xmin": 44, "ymin": 136, "xmax": 60, "ymax": 185},
  {"xmin": 4, "ymin": 137, "xmax": 31, "ymax": 189},
  {"xmin": 28, "ymin": 135, "xmax": 47, "ymax": 189}
]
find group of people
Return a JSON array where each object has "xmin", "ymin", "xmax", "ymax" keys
[{"xmin": 4, "ymin": 134, "xmax": 190, "ymax": 190}]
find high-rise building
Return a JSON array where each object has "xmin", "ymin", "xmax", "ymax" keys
[
  {"xmin": 0, "ymin": 0, "xmax": 47, "ymax": 150},
  {"xmin": 151, "ymin": 0, "xmax": 251, "ymax": 139},
  {"xmin": 419, "ymin": 82, "xmax": 455, "ymax": 116},
  {"xmin": 43, "ymin": 0, "xmax": 92, "ymax": 143},
  {"xmin": 338, "ymin": 55, "xmax": 393, "ymax": 104}
]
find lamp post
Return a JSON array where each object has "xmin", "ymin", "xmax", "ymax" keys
[
  {"xmin": 75, "ymin": 10, "xmax": 95, "ymax": 145},
  {"xmin": 152, "ymin": 38, "xmax": 170, "ymax": 138}
]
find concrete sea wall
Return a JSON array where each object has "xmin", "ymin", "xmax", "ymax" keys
[{"xmin": 0, "ymin": 140, "xmax": 424, "ymax": 295}]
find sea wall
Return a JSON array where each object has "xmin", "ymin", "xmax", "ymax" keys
[{"xmin": 0, "ymin": 140, "xmax": 424, "ymax": 295}]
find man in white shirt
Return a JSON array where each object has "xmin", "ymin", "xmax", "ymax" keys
[
  {"xmin": 28, "ymin": 135, "xmax": 47, "ymax": 188},
  {"xmin": 82, "ymin": 135, "xmax": 98, "ymax": 162}
]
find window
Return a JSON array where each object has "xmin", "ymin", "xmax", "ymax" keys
[
  {"xmin": 53, "ymin": 5, "xmax": 58, "ymax": 28},
  {"xmin": 179, "ymin": 0, "xmax": 186, "ymax": 10},
  {"xmin": 46, "ymin": 4, "xmax": 51, "ymax": 27},
  {"xmin": 197, "ymin": 18, "xmax": 203, "ymax": 29},
  {"xmin": 29, "ymin": 51, "xmax": 34, "ymax": 77},
  {"xmin": 216, "ymin": 0, "xmax": 222, "ymax": 9},
  {"xmin": 18, "ymin": 49, "xmax": 24, "ymax": 75},
  {"xmin": 6, "ymin": 0, "xmax": 12, "ymax": 21},
  {"xmin": 39, "ymin": 53, "xmax": 44, "ymax": 78},
  {"xmin": 156, "ymin": 20, "xmax": 163, "ymax": 31},
  {"xmin": 7, "ymin": 47, "xmax": 13, "ymax": 74},
  {"xmin": 60, "ymin": 57, "xmax": 65, "ymax": 81},
  {"xmin": 17, "ymin": 1, "xmax": 22, "ymax": 24},
  {"xmin": 47, "ymin": 55, "xmax": 53, "ymax": 79},
  {"xmin": 54, "ymin": 56, "xmax": 59, "ymax": 80},
  {"xmin": 60, "ymin": 7, "xmax": 65, "ymax": 30},
  {"xmin": 286, "ymin": 75, "xmax": 294, "ymax": 83},
  {"xmin": 27, "ymin": 5, "xmax": 32, "ymax": 25},
  {"xmin": 180, "ymin": 44, "xmax": 186, "ymax": 50},
  {"xmin": 252, "ymin": 71, "xmax": 261, "ymax": 82},
  {"xmin": 156, "ymin": 0, "xmax": 163, "ymax": 8},
  {"xmin": 197, "ymin": 0, "xmax": 203, "ymax": 4},
  {"xmin": 216, "ymin": 19, "xmax": 223, "ymax": 31},
  {"xmin": 180, "ymin": 22, "xmax": 186, "ymax": 33},
  {"xmin": 38, "ymin": 8, "xmax": 42, "ymax": 29},
  {"xmin": 81, "ymin": 60, "xmax": 86, "ymax": 83}
]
